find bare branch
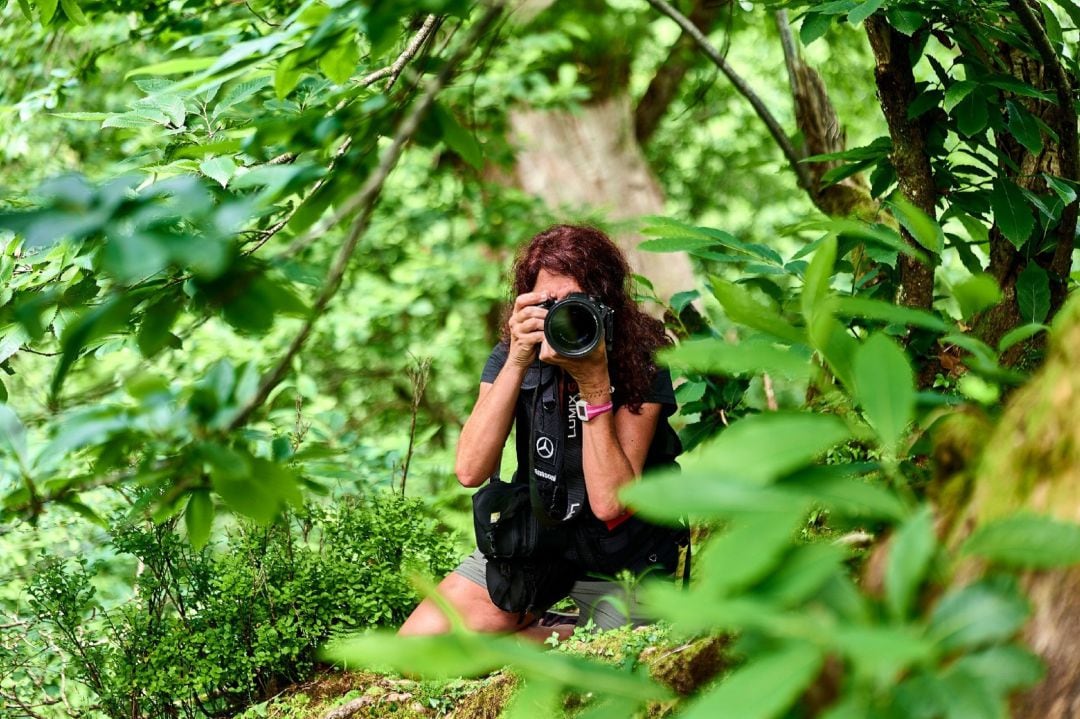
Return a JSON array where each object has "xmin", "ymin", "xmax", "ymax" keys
[
  {"xmin": 226, "ymin": 4, "xmax": 504, "ymax": 432},
  {"xmin": 646, "ymin": 0, "xmax": 812, "ymax": 191}
]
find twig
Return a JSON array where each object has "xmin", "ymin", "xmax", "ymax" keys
[
  {"xmin": 401, "ymin": 355, "xmax": 432, "ymax": 495},
  {"xmin": 384, "ymin": 14, "xmax": 441, "ymax": 91},
  {"xmin": 226, "ymin": 4, "xmax": 504, "ymax": 432},
  {"xmin": 646, "ymin": 0, "xmax": 812, "ymax": 191},
  {"xmin": 762, "ymin": 372, "xmax": 778, "ymax": 411}
]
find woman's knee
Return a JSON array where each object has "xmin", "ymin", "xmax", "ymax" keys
[{"xmin": 398, "ymin": 572, "xmax": 526, "ymax": 636}]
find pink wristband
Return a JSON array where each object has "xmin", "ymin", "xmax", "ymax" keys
[{"xmin": 576, "ymin": 400, "xmax": 613, "ymax": 422}]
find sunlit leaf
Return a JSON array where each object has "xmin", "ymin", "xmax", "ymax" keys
[
  {"xmin": 852, "ymin": 334, "xmax": 914, "ymax": 453},
  {"xmin": 885, "ymin": 506, "xmax": 936, "ymax": 620}
]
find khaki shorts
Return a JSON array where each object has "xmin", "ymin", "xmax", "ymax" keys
[{"xmin": 453, "ymin": 549, "xmax": 653, "ymax": 631}]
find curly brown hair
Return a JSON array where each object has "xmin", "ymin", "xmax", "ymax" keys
[{"xmin": 501, "ymin": 224, "xmax": 670, "ymax": 412}]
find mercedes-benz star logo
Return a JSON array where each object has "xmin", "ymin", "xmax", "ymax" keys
[{"xmin": 535, "ymin": 436, "xmax": 555, "ymax": 460}]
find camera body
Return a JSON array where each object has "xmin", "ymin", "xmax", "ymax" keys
[{"xmin": 540, "ymin": 293, "xmax": 615, "ymax": 358}]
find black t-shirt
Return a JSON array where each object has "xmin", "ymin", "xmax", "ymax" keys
[{"xmin": 479, "ymin": 341, "xmax": 680, "ymax": 474}]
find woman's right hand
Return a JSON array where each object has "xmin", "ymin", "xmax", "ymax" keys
[{"xmin": 507, "ymin": 291, "xmax": 550, "ymax": 368}]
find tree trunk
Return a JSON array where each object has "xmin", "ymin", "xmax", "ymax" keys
[
  {"xmin": 508, "ymin": 93, "xmax": 697, "ymax": 303},
  {"xmin": 953, "ymin": 295, "xmax": 1080, "ymax": 718}
]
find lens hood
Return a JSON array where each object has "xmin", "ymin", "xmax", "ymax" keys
[{"xmin": 542, "ymin": 293, "xmax": 614, "ymax": 358}]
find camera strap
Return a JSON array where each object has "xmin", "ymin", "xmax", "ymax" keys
[{"xmin": 526, "ymin": 366, "xmax": 587, "ymax": 525}]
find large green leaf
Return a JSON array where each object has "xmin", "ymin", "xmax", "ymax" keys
[
  {"xmin": 962, "ymin": 513, "xmax": 1080, "ymax": 568},
  {"xmin": 184, "ymin": 490, "xmax": 214, "ymax": 551},
  {"xmin": 852, "ymin": 334, "xmax": 914, "ymax": 453},
  {"xmin": 624, "ymin": 467, "xmax": 810, "ymax": 522},
  {"xmin": 831, "ymin": 626, "xmax": 935, "ymax": 683},
  {"xmin": 434, "ymin": 104, "xmax": 483, "ymax": 171},
  {"xmin": 952, "ymin": 274, "xmax": 1002, "ymax": 321},
  {"xmin": 660, "ymin": 337, "xmax": 812, "ymax": 380},
  {"xmin": 889, "ymin": 195, "xmax": 943, "ymax": 255},
  {"xmin": 680, "ymin": 644, "xmax": 823, "ymax": 719},
  {"xmin": 885, "ymin": 506, "xmax": 936, "ymax": 620},
  {"xmin": 684, "ymin": 412, "xmax": 851, "ymax": 486},
  {"xmin": 801, "ymin": 235, "xmax": 837, "ymax": 324},
  {"xmin": 1006, "ymin": 100, "xmax": 1043, "ymax": 155},
  {"xmin": 990, "ymin": 179, "xmax": 1036, "ymax": 249},
  {"xmin": 831, "ymin": 296, "xmax": 952, "ymax": 333},
  {"xmin": 1015, "ymin": 262, "xmax": 1051, "ymax": 324},
  {"xmin": 929, "ymin": 580, "xmax": 1028, "ymax": 651},
  {"xmin": 698, "ymin": 512, "xmax": 799, "ymax": 596},
  {"xmin": 711, "ymin": 278, "xmax": 805, "ymax": 345}
]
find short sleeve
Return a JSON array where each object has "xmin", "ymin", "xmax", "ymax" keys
[
  {"xmin": 643, "ymin": 367, "xmax": 678, "ymax": 418},
  {"xmin": 480, "ymin": 342, "xmax": 510, "ymax": 384}
]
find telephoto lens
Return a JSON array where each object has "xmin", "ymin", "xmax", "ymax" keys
[{"xmin": 542, "ymin": 293, "xmax": 614, "ymax": 358}]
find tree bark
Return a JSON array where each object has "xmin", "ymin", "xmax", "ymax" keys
[
  {"xmin": 508, "ymin": 93, "xmax": 697, "ymax": 303},
  {"xmin": 864, "ymin": 16, "xmax": 938, "ymax": 310},
  {"xmin": 957, "ymin": 296, "xmax": 1080, "ymax": 718}
]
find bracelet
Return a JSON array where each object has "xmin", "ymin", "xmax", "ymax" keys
[
  {"xmin": 578, "ymin": 384, "xmax": 614, "ymax": 403},
  {"xmin": 574, "ymin": 398, "xmax": 614, "ymax": 422}
]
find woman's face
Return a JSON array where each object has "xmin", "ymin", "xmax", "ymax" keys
[{"xmin": 531, "ymin": 268, "xmax": 582, "ymax": 301}]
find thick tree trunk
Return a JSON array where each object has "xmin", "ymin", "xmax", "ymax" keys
[
  {"xmin": 508, "ymin": 93, "xmax": 697, "ymax": 303},
  {"xmin": 956, "ymin": 295, "xmax": 1080, "ymax": 718}
]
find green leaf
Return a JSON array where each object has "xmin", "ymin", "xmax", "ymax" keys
[
  {"xmin": 780, "ymin": 466, "xmax": 908, "ymax": 521},
  {"xmin": 58, "ymin": 0, "xmax": 86, "ymax": 24},
  {"xmin": 659, "ymin": 337, "xmax": 812, "ymax": 380},
  {"xmin": 830, "ymin": 296, "xmax": 952, "ymax": 332},
  {"xmin": 943, "ymin": 81, "xmax": 976, "ymax": 113},
  {"xmin": 951, "ymin": 646, "xmax": 1044, "ymax": 693},
  {"xmin": 1047, "ymin": 0, "xmax": 1080, "ymax": 27},
  {"xmin": 807, "ymin": 314, "xmax": 859, "ymax": 390},
  {"xmin": 800, "ymin": 12, "xmax": 832, "ymax": 45},
  {"xmin": 274, "ymin": 52, "xmax": 303, "ymax": 100},
  {"xmin": 952, "ymin": 274, "xmax": 1002, "ymax": 321},
  {"xmin": 991, "ymin": 179, "xmax": 1036, "ymax": 250},
  {"xmin": 689, "ymin": 412, "xmax": 851, "ymax": 486},
  {"xmin": 954, "ymin": 92, "xmax": 989, "ymax": 136},
  {"xmin": 848, "ymin": 0, "xmax": 886, "ymax": 24},
  {"xmin": 801, "ymin": 235, "xmax": 836, "ymax": 324},
  {"xmin": 753, "ymin": 543, "xmax": 846, "ymax": 607},
  {"xmin": 698, "ymin": 512, "xmax": 799, "ymax": 596},
  {"xmin": 503, "ymin": 679, "xmax": 563, "ymax": 719},
  {"xmin": 185, "ymin": 490, "xmax": 214, "ymax": 551},
  {"xmin": 1015, "ymin": 262, "xmax": 1050, "ymax": 324},
  {"xmin": 885, "ymin": 7, "xmax": 923, "ymax": 33},
  {"xmin": 0, "ymin": 404, "xmax": 29, "ymax": 468},
  {"xmin": 137, "ymin": 294, "xmax": 184, "ymax": 358},
  {"xmin": 831, "ymin": 626, "xmax": 935, "ymax": 683},
  {"xmin": 15, "ymin": 0, "xmax": 32, "ymax": 21},
  {"xmin": 639, "ymin": 236, "xmax": 718, "ymax": 253},
  {"xmin": 710, "ymin": 278, "xmax": 805, "ymax": 345},
  {"xmin": 624, "ymin": 470, "xmax": 810, "ymax": 522},
  {"xmin": 997, "ymin": 323, "xmax": 1048, "ymax": 352},
  {"xmin": 929, "ymin": 580, "xmax": 1028, "ymax": 651},
  {"xmin": 38, "ymin": 0, "xmax": 57, "ymax": 24},
  {"xmin": 955, "ymin": 211, "xmax": 990, "ymax": 245},
  {"xmin": 680, "ymin": 644, "xmax": 823, "ymax": 719},
  {"xmin": 319, "ymin": 38, "xmax": 360, "ymax": 85},
  {"xmin": 434, "ymin": 104, "xmax": 483, "ymax": 171},
  {"xmin": 889, "ymin": 195, "xmax": 943, "ymax": 255},
  {"xmin": 199, "ymin": 156, "xmax": 237, "ymax": 188},
  {"xmin": 852, "ymin": 334, "xmax": 914, "ymax": 453},
  {"xmin": 53, "ymin": 297, "xmax": 135, "ymax": 399},
  {"xmin": 885, "ymin": 506, "xmax": 936, "ymax": 620},
  {"xmin": 1044, "ymin": 174, "xmax": 1078, "ymax": 205},
  {"xmin": 126, "ymin": 57, "xmax": 218, "ymax": 79},
  {"xmin": 962, "ymin": 513, "xmax": 1080, "ymax": 568},
  {"xmin": 1007, "ymin": 100, "xmax": 1043, "ymax": 155}
]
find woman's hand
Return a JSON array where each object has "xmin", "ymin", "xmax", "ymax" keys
[
  {"xmin": 507, "ymin": 291, "xmax": 551, "ymax": 368},
  {"xmin": 539, "ymin": 335, "xmax": 611, "ymax": 402}
]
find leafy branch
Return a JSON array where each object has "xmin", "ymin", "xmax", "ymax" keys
[{"xmin": 225, "ymin": 4, "xmax": 505, "ymax": 432}]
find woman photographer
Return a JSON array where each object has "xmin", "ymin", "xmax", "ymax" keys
[{"xmin": 399, "ymin": 224, "xmax": 684, "ymax": 639}]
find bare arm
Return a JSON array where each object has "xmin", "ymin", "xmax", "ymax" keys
[{"xmin": 455, "ymin": 291, "xmax": 552, "ymax": 487}]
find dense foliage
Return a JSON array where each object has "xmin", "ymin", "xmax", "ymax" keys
[{"xmin": 2, "ymin": 0, "xmax": 1080, "ymax": 717}]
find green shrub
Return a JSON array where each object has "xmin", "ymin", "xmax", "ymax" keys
[{"xmin": 23, "ymin": 493, "xmax": 455, "ymax": 718}]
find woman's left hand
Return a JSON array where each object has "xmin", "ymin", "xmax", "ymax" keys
[{"xmin": 539, "ymin": 339, "xmax": 612, "ymax": 401}]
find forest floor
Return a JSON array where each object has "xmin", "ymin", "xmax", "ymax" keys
[{"xmin": 232, "ymin": 627, "xmax": 728, "ymax": 719}]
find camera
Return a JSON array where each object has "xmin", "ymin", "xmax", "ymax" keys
[{"xmin": 539, "ymin": 293, "xmax": 615, "ymax": 358}]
